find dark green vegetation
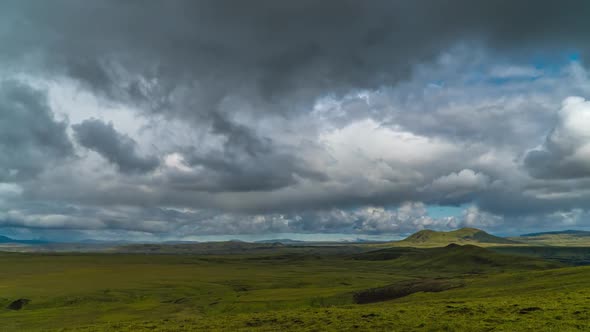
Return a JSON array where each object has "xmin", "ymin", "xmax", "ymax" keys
[
  {"xmin": 115, "ymin": 241, "xmax": 365, "ymax": 256},
  {"xmin": 355, "ymin": 244, "xmax": 560, "ymax": 273},
  {"xmin": 352, "ymin": 278, "xmax": 463, "ymax": 304},
  {"xmin": 492, "ymin": 246, "xmax": 590, "ymax": 265},
  {"xmin": 1, "ymin": 238, "xmax": 590, "ymax": 332}
]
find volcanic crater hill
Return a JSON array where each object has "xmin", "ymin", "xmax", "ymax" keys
[{"xmin": 381, "ymin": 228, "xmax": 522, "ymax": 248}]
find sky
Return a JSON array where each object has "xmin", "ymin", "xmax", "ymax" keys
[{"xmin": 2, "ymin": 1, "xmax": 590, "ymax": 241}]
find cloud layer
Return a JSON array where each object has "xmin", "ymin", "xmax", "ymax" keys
[{"xmin": 1, "ymin": 1, "xmax": 590, "ymax": 240}]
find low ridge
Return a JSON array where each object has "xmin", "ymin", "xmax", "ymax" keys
[
  {"xmin": 354, "ymin": 242, "xmax": 559, "ymax": 272},
  {"xmin": 0, "ymin": 235, "xmax": 13, "ymax": 242},
  {"xmin": 520, "ymin": 230, "xmax": 590, "ymax": 237},
  {"xmin": 511, "ymin": 229, "xmax": 590, "ymax": 246},
  {"xmin": 0, "ymin": 235, "xmax": 48, "ymax": 245}
]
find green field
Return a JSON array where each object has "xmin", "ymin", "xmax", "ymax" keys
[
  {"xmin": 1, "ymin": 243, "xmax": 589, "ymax": 331},
  {"xmin": 509, "ymin": 232, "xmax": 590, "ymax": 247}
]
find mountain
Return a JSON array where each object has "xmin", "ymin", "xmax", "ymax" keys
[
  {"xmin": 382, "ymin": 228, "xmax": 521, "ymax": 248},
  {"xmin": 0, "ymin": 235, "xmax": 49, "ymax": 245},
  {"xmin": 255, "ymin": 239, "xmax": 305, "ymax": 244},
  {"xmin": 0, "ymin": 235, "xmax": 13, "ymax": 242}
]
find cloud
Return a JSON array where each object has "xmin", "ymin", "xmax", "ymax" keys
[
  {"xmin": 488, "ymin": 65, "xmax": 543, "ymax": 79},
  {"xmin": 2, "ymin": 2, "xmax": 590, "ymax": 239},
  {"xmin": 9, "ymin": 60, "xmax": 590, "ymax": 238},
  {"xmin": 460, "ymin": 206, "xmax": 502, "ymax": 229},
  {"xmin": 352, "ymin": 203, "xmax": 445, "ymax": 234},
  {"xmin": 168, "ymin": 115, "xmax": 327, "ymax": 192},
  {"xmin": 0, "ymin": 80, "xmax": 72, "ymax": 181},
  {"xmin": 2, "ymin": 1, "xmax": 590, "ymax": 123},
  {"xmin": 428, "ymin": 169, "xmax": 490, "ymax": 201},
  {"xmin": 72, "ymin": 119, "xmax": 159, "ymax": 174},
  {"xmin": 0, "ymin": 207, "xmax": 170, "ymax": 233},
  {"xmin": 525, "ymin": 97, "xmax": 590, "ymax": 179}
]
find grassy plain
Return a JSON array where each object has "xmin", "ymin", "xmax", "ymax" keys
[
  {"xmin": 1, "ymin": 244, "xmax": 589, "ymax": 331},
  {"xmin": 509, "ymin": 234, "xmax": 590, "ymax": 247}
]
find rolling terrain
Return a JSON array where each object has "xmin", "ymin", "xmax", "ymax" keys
[
  {"xmin": 2, "ymin": 228, "xmax": 590, "ymax": 331},
  {"xmin": 1, "ymin": 242, "xmax": 588, "ymax": 331},
  {"xmin": 510, "ymin": 230, "xmax": 590, "ymax": 246}
]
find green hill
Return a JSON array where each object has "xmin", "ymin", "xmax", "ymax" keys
[{"xmin": 381, "ymin": 228, "xmax": 521, "ymax": 248}]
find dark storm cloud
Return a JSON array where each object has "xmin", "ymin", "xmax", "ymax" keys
[
  {"xmin": 173, "ymin": 152, "xmax": 323, "ymax": 193},
  {"xmin": 3, "ymin": 0, "xmax": 589, "ymax": 180},
  {"xmin": 2, "ymin": 1, "xmax": 590, "ymax": 238},
  {"xmin": 524, "ymin": 149, "xmax": 585, "ymax": 180},
  {"xmin": 73, "ymin": 119, "xmax": 159, "ymax": 174},
  {"xmin": 4, "ymin": 0, "xmax": 590, "ymax": 162},
  {"xmin": 3, "ymin": 0, "xmax": 590, "ymax": 115},
  {"xmin": 0, "ymin": 80, "xmax": 72, "ymax": 181},
  {"xmin": 169, "ymin": 114, "xmax": 327, "ymax": 192}
]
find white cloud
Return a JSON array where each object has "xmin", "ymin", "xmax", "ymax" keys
[
  {"xmin": 0, "ymin": 183, "xmax": 22, "ymax": 198},
  {"xmin": 460, "ymin": 206, "xmax": 502, "ymax": 229},
  {"xmin": 318, "ymin": 118, "xmax": 462, "ymax": 187},
  {"xmin": 489, "ymin": 65, "xmax": 543, "ymax": 79},
  {"xmin": 429, "ymin": 169, "xmax": 490, "ymax": 198},
  {"xmin": 525, "ymin": 96, "xmax": 590, "ymax": 179}
]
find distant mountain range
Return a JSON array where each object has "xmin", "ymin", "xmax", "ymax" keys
[
  {"xmin": 520, "ymin": 230, "xmax": 590, "ymax": 237},
  {"xmin": 0, "ymin": 235, "xmax": 49, "ymax": 245},
  {"xmin": 511, "ymin": 230, "xmax": 590, "ymax": 246},
  {"xmin": 255, "ymin": 239, "xmax": 305, "ymax": 244},
  {"xmin": 3, "ymin": 228, "xmax": 590, "ymax": 249}
]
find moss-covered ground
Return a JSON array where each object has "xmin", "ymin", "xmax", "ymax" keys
[{"xmin": 0, "ymin": 245, "xmax": 588, "ymax": 331}]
